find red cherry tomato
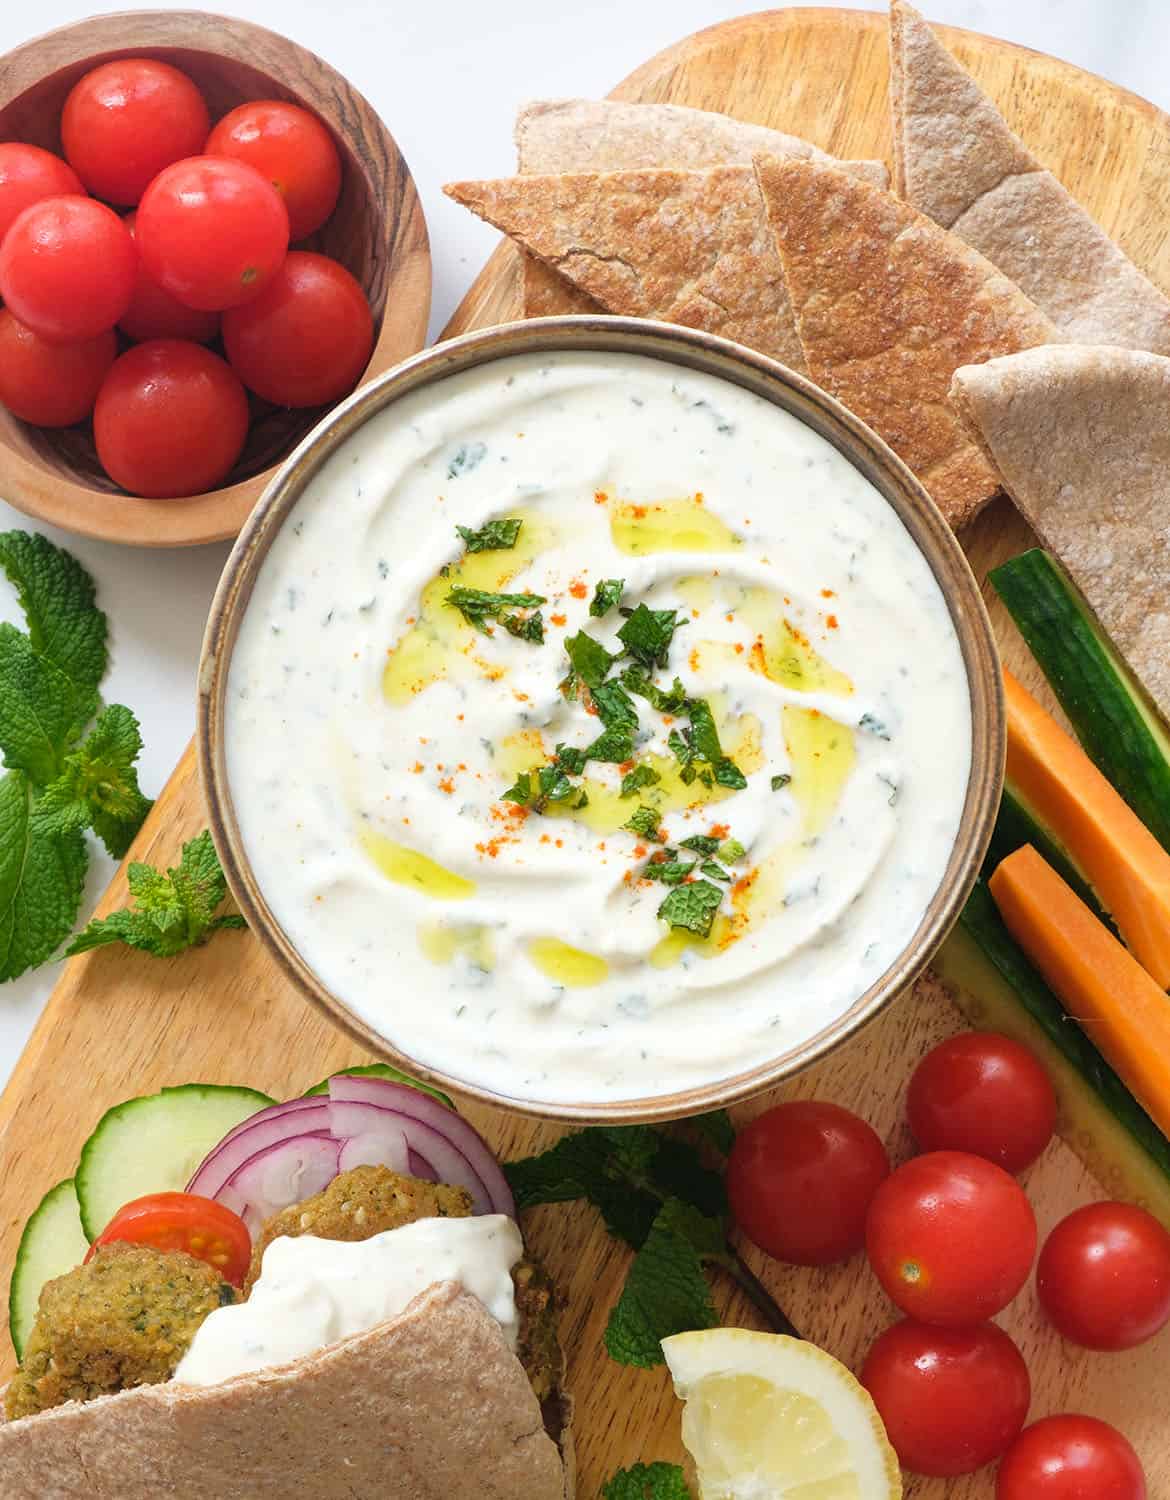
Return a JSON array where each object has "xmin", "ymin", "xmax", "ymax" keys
[
  {"xmin": 0, "ymin": 196, "xmax": 136, "ymax": 342},
  {"xmin": 60, "ymin": 58, "xmax": 210, "ymax": 205},
  {"xmin": 861, "ymin": 1319, "xmax": 1030, "ymax": 1477},
  {"xmin": 118, "ymin": 211, "xmax": 219, "ymax": 344},
  {"xmin": 908, "ymin": 1031, "xmax": 1056, "ymax": 1173},
  {"xmin": 0, "ymin": 143, "xmax": 84, "ymax": 247},
  {"xmin": 137, "ymin": 156, "xmax": 289, "ymax": 311},
  {"xmin": 94, "ymin": 339, "xmax": 250, "ymax": 498},
  {"xmin": 726, "ymin": 1100, "xmax": 890, "ymax": 1266},
  {"xmin": 1037, "ymin": 1201, "xmax": 1170, "ymax": 1350},
  {"xmin": 222, "ymin": 251, "xmax": 373, "ymax": 408},
  {"xmin": 206, "ymin": 100, "xmax": 342, "ymax": 240},
  {"xmin": 865, "ymin": 1149, "xmax": 1037, "ymax": 1324},
  {"xmin": 87, "ymin": 1191, "xmax": 251, "ymax": 1286},
  {"xmin": 997, "ymin": 1415, "xmax": 1147, "ymax": 1500},
  {"xmin": 0, "ymin": 309, "xmax": 116, "ymax": 427}
]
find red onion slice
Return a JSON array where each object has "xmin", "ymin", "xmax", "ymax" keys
[
  {"xmin": 328, "ymin": 1097, "xmax": 492, "ymax": 1213},
  {"xmin": 221, "ymin": 1133, "xmax": 341, "ymax": 1238},
  {"xmin": 187, "ymin": 1099, "xmax": 333, "ymax": 1201}
]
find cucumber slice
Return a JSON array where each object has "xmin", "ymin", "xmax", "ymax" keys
[
  {"xmin": 75, "ymin": 1084, "xmax": 274, "ymax": 1241},
  {"xmin": 990, "ymin": 549, "xmax": 1170, "ymax": 852},
  {"xmin": 8, "ymin": 1178, "xmax": 88, "ymax": 1361},
  {"xmin": 983, "ymin": 783, "xmax": 1116, "ymax": 934},
  {"xmin": 937, "ymin": 882, "xmax": 1170, "ymax": 1227},
  {"xmin": 303, "ymin": 1062, "xmax": 453, "ymax": 1109}
]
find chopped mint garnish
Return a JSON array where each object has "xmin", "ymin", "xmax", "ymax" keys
[
  {"xmin": 554, "ymin": 743, "xmax": 589, "ymax": 775},
  {"xmin": 717, "ymin": 838, "xmax": 746, "ymax": 864},
  {"xmin": 445, "ymin": 586, "xmax": 546, "ymax": 634},
  {"xmin": 701, "ymin": 861, "xmax": 731, "ymax": 881},
  {"xmin": 617, "ymin": 603, "xmax": 686, "ymax": 670},
  {"xmin": 563, "ymin": 630, "xmax": 616, "ymax": 691},
  {"xmin": 590, "ymin": 578, "xmax": 625, "ymax": 618},
  {"xmin": 502, "ymin": 608, "xmax": 544, "ymax": 644},
  {"xmin": 502, "ymin": 763, "xmax": 587, "ymax": 813},
  {"xmin": 455, "ymin": 517, "xmax": 522, "ymax": 552},
  {"xmin": 641, "ymin": 856, "xmax": 697, "ymax": 885},
  {"xmin": 624, "ymin": 804, "xmax": 662, "ymax": 841},
  {"xmin": 669, "ymin": 699, "xmax": 747, "ymax": 790},
  {"xmin": 657, "ymin": 880, "xmax": 724, "ymax": 938},
  {"xmin": 620, "ymin": 764, "xmax": 661, "ymax": 798},
  {"xmin": 621, "ymin": 666, "xmax": 688, "ymax": 715},
  {"xmin": 679, "ymin": 834, "xmax": 719, "ymax": 856},
  {"xmin": 771, "ymin": 773, "xmax": 792, "ymax": 791},
  {"xmin": 586, "ymin": 679, "xmax": 640, "ymax": 763}
]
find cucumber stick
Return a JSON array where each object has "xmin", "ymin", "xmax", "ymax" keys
[
  {"xmin": 75, "ymin": 1083, "xmax": 273, "ymax": 1241},
  {"xmin": 938, "ymin": 883, "xmax": 1170, "ymax": 1227},
  {"xmin": 990, "ymin": 549, "xmax": 1170, "ymax": 852},
  {"xmin": 8, "ymin": 1179, "xmax": 88, "ymax": 1361},
  {"xmin": 303, "ymin": 1062, "xmax": 453, "ymax": 1109}
]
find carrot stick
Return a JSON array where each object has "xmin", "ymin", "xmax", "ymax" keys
[
  {"xmin": 990, "ymin": 844, "xmax": 1170, "ymax": 1141},
  {"xmin": 1005, "ymin": 667, "xmax": 1170, "ymax": 988}
]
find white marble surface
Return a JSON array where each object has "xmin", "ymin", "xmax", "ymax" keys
[{"xmin": 0, "ymin": 0, "xmax": 1162, "ymax": 1084}]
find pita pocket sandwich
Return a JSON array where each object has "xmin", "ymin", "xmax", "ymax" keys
[
  {"xmin": 1, "ymin": 1122, "xmax": 571, "ymax": 1500},
  {"xmin": 889, "ymin": 0, "xmax": 1170, "ymax": 352},
  {"xmin": 513, "ymin": 98, "xmax": 889, "ymax": 319},
  {"xmin": 445, "ymin": 164, "xmax": 807, "ymax": 372},
  {"xmin": 752, "ymin": 152, "xmax": 1054, "ymax": 527},
  {"xmin": 951, "ymin": 344, "xmax": 1170, "ymax": 723}
]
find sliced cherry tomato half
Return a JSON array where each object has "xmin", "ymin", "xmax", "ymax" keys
[{"xmin": 87, "ymin": 1191, "xmax": 251, "ymax": 1285}]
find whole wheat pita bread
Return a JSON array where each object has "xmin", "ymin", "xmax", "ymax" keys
[
  {"xmin": 951, "ymin": 344, "xmax": 1170, "ymax": 721},
  {"xmin": 752, "ymin": 151, "xmax": 1055, "ymax": 526},
  {"xmin": 889, "ymin": 0, "xmax": 1170, "ymax": 352},
  {"xmin": 445, "ymin": 166, "xmax": 807, "ymax": 372},
  {"xmin": 514, "ymin": 99, "xmax": 888, "ymax": 319},
  {"xmin": 0, "ymin": 1283, "xmax": 570, "ymax": 1500}
]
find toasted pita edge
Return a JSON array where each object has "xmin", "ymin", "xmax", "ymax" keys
[{"xmin": 0, "ymin": 1282, "xmax": 573, "ymax": 1500}]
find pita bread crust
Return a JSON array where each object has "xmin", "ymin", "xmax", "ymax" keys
[
  {"xmin": 889, "ymin": 0, "xmax": 1170, "ymax": 351},
  {"xmin": 445, "ymin": 166, "xmax": 808, "ymax": 373},
  {"xmin": 0, "ymin": 1283, "xmax": 567, "ymax": 1500},
  {"xmin": 753, "ymin": 151, "xmax": 1054, "ymax": 527},
  {"xmin": 951, "ymin": 344, "xmax": 1170, "ymax": 720},
  {"xmin": 513, "ymin": 99, "xmax": 888, "ymax": 319}
]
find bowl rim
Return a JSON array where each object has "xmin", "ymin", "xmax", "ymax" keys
[
  {"xmin": 198, "ymin": 314, "xmax": 1005, "ymax": 1122},
  {"xmin": 0, "ymin": 8, "xmax": 431, "ymax": 548}
]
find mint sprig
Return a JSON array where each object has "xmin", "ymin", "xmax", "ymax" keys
[{"xmin": 455, "ymin": 517, "xmax": 521, "ymax": 553}]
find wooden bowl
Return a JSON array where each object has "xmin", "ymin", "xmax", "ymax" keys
[
  {"xmin": 198, "ymin": 316, "xmax": 1005, "ymax": 1122},
  {"xmin": 0, "ymin": 11, "xmax": 431, "ymax": 547}
]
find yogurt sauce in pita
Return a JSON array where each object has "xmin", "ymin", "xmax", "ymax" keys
[
  {"xmin": 173, "ymin": 1215, "xmax": 523, "ymax": 1386},
  {"xmin": 225, "ymin": 350, "xmax": 971, "ymax": 1102}
]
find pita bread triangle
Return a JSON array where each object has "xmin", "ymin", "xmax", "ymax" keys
[
  {"xmin": 445, "ymin": 166, "xmax": 808, "ymax": 372},
  {"xmin": 889, "ymin": 0, "xmax": 1170, "ymax": 352},
  {"xmin": 951, "ymin": 345, "xmax": 1170, "ymax": 723},
  {"xmin": 752, "ymin": 151, "xmax": 1054, "ymax": 527}
]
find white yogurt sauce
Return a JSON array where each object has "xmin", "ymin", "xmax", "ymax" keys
[
  {"xmin": 173, "ymin": 1214, "xmax": 522, "ymax": 1386},
  {"xmin": 226, "ymin": 351, "xmax": 971, "ymax": 1103}
]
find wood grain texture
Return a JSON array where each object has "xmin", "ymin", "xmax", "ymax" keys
[
  {"xmin": 0, "ymin": 10, "xmax": 431, "ymax": 546},
  {"xmin": 4, "ymin": 9, "xmax": 1170, "ymax": 1495}
]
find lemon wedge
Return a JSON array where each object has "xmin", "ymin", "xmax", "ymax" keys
[{"xmin": 662, "ymin": 1328, "xmax": 902, "ymax": 1500}]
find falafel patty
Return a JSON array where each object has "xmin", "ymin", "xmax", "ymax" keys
[{"xmin": 6, "ymin": 1244, "xmax": 236, "ymax": 1421}]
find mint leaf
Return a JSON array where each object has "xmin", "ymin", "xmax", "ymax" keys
[
  {"xmin": 603, "ymin": 1463, "xmax": 693, "ymax": 1500},
  {"xmin": 701, "ymin": 861, "xmax": 730, "ymax": 881},
  {"xmin": 617, "ymin": 604, "xmax": 686, "ymax": 669},
  {"xmin": 641, "ymin": 856, "xmax": 696, "ymax": 885},
  {"xmin": 66, "ymin": 830, "xmax": 244, "ymax": 959},
  {"xmin": 590, "ymin": 578, "xmax": 625, "ymax": 618},
  {"xmin": 505, "ymin": 1130, "xmax": 661, "ymax": 1248},
  {"xmin": 0, "ymin": 624, "xmax": 89, "ymax": 786},
  {"xmin": 445, "ymin": 586, "xmax": 546, "ymax": 633},
  {"xmin": 658, "ymin": 880, "xmax": 724, "ymax": 938},
  {"xmin": 586, "ymin": 678, "xmax": 640, "ymax": 764},
  {"xmin": 621, "ymin": 764, "xmax": 661, "ymax": 798},
  {"xmin": 624, "ymin": 805, "xmax": 662, "ymax": 841},
  {"xmin": 0, "ymin": 770, "xmax": 87, "ymax": 980},
  {"xmin": 771, "ymin": 773, "xmax": 792, "ymax": 791},
  {"xmin": 718, "ymin": 838, "xmax": 746, "ymax": 864},
  {"xmin": 563, "ymin": 630, "xmax": 616, "ymax": 689},
  {"xmin": 455, "ymin": 517, "xmax": 521, "ymax": 552},
  {"xmin": 0, "ymin": 531, "xmax": 107, "ymax": 696},
  {"xmin": 622, "ymin": 667, "xmax": 688, "ymax": 715},
  {"xmin": 553, "ymin": 743, "xmax": 588, "ymax": 775},
  {"xmin": 38, "ymin": 705, "xmax": 152, "ymax": 859},
  {"xmin": 713, "ymin": 758, "xmax": 748, "ymax": 790},
  {"xmin": 605, "ymin": 1198, "xmax": 720, "ymax": 1366},
  {"xmin": 502, "ymin": 763, "xmax": 585, "ymax": 814},
  {"xmin": 671, "ymin": 699, "xmax": 747, "ymax": 792},
  {"xmin": 678, "ymin": 834, "xmax": 718, "ymax": 856},
  {"xmin": 501, "ymin": 608, "xmax": 544, "ymax": 644}
]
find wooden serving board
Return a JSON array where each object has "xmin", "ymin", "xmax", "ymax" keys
[{"xmin": 4, "ymin": 10, "xmax": 1170, "ymax": 1495}]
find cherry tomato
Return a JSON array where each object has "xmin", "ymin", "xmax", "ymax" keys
[
  {"xmin": 998, "ymin": 1415, "xmax": 1146, "ymax": 1500},
  {"xmin": 1037, "ymin": 1201, "xmax": 1170, "ymax": 1350},
  {"xmin": 206, "ymin": 100, "xmax": 342, "ymax": 240},
  {"xmin": 118, "ymin": 211, "xmax": 219, "ymax": 344},
  {"xmin": 861, "ymin": 1319, "xmax": 1030, "ymax": 1477},
  {"xmin": 60, "ymin": 58, "xmax": 210, "ymax": 206},
  {"xmin": 866, "ymin": 1149, "xmax": 1036, "ymax": 1324},
  {"xmin": 0, "ymin": 196, "xmax": 136, "ymax": 342},
  {"xmin": 222, "ymin": 251, "xmax": 373, "ymax": 408},
  {"xmin": 137, "ymin": 156, "xmax": 289, "ymax": 311},
  {"xmin": 0, "ymin": 309, "xmax": 116, "ymax": 427},
  {"xmin": 0, "ymin": 143, "xmax": 84, "ymax": 247},
  {"xmin": 87, "ymin": 1191, "xmax": 251, "ymax": 1285},
  {"xmin": 94, "ymin": 340, "xmax": 250, "ymax": 498},
  {"xmin": 908, "ymin": 1031, "xmax": 1056, "ymax": 1173},
  {"xmin": 726, "ymin": 1100, "xmax": 890, "ymax": 1266}
]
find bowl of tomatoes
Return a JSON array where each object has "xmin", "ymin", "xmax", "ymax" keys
[{"xmin": 0, "ymin": 11, "xmax": 431, "ymax": 546}]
